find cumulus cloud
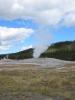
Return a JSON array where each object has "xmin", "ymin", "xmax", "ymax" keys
[
  {"xmin": 0, "ymin": 27, "xmax": 33, "ymax": 41},
  {"xmin": 37, "ymin": 9, "xmax": 63, "ymax": 26},
  {"xmin": 63, "ymin": 13, "xmax": 75, "ymax": 26},
  {"xmin": 0, "ymin": 0, "xmax": 75, "ymax": 26},
  {"xmin": 0, "ymin": 26, "xmax": 34, "ymax": 51}
]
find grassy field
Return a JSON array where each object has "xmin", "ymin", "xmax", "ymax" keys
[{"xmin": 0, "ymin": 64, "xmax": 75, "ymax": 100}]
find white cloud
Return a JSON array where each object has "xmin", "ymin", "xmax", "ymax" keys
[
  {"xmin": 63, "ymin": 13, "xmax": 75, "ymax": 26},
  {"xmin": 37, "ymin": 9, "xmax": 63, "ymax": 26},
  {"xmin": 0, "ymin": 26, "xmax": 34, "ymax": 51},
  {"xmin": 0, "ymin": 27, "xmax": 33, "ymax": 41},
  {"xmin": 0, "ymin": 0, "xmax": 75, "ymax": 26}
]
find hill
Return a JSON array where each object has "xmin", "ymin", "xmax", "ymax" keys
[
  {"xmin": 0, "ymin": 41, "xmax": 75, "ymax": 61},
  {"xmin": 40, "ymin": 41, "xmax": 75, "ymax": 61},
  {"xmin": 0, "ymin": 48, "xmax": 33, "ymax": 60}
]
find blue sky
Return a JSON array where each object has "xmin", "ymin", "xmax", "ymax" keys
[
  {"xmin": 0, "ymin": 18, "xmax": 75, "ymax": 54},
  {"xmin": 0, "ymin": 0, "xmax": 75, "ymax": 56}
]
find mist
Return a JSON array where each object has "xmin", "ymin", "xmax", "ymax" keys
[{"xmin": 33, "ymin": 28, "xmax": 51, "ymax": 58}]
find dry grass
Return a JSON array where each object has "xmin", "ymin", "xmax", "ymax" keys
[{"xmin": 0, "ymin": 63, "xmax": 75, "ymax": 100}]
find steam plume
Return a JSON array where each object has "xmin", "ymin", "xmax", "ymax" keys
[{"xmin": 33, "ymin": 28, "xmax": 51, "ymax": 58}]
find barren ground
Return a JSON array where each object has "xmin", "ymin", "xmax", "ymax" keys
[{"xmin": 0, "ymin": 58, "xmax": 75, "ymax": 100}]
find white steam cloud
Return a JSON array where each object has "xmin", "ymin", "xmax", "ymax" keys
[{"xmin": 33, "ymin": 28, "xmax": 51, "ymax": 58}]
